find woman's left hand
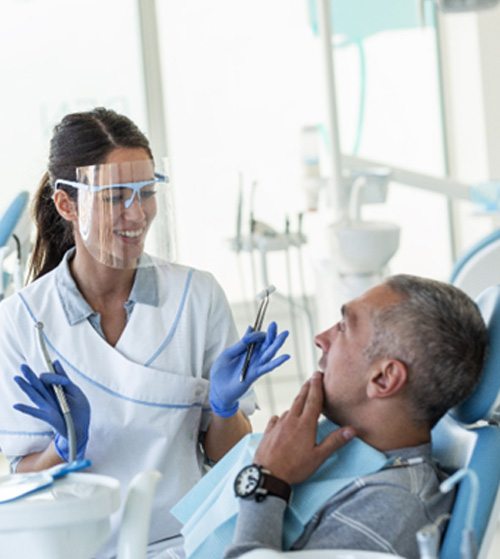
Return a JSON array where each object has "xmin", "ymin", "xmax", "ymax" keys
[{"xmin": 209, "ymin": 321, "xmax": 290, "ymax": 417}]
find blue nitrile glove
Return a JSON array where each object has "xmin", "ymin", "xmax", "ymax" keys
[
  {"xmin": 209, "ymin": 321, "xmax": 290, "ymax": 418},
  {"xmin": 13, "ymin": 360, "xmax": 91, "ymax": 461}
]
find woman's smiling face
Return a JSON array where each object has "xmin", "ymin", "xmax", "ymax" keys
[{"xmin": 79, "ymin": 147, "xmax": 157, "ymax": 268}]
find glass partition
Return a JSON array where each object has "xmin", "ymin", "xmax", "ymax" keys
[{"xmin": 0, "ymin": 0, "xmax": 147, "ymax": 209}]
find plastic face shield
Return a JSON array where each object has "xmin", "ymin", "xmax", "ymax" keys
[{"xmin": 54, "ymin": 159, "xmax": 175, "ymax": 269}]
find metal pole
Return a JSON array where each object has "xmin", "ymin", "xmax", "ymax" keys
[
  {"xmin": 434, "ymin": 6, "xmax": 461, "ymax": 263},
  {"xmin": 343, "ymin": 154, "xmax": 471, "ymax": 200},
  {"xmin": 317, "ymin": 0, "xmax": 348, "ymax": 222},
  {"xmin": 137, "ymin": 0, "xmax": 168, "ymax": 165}
]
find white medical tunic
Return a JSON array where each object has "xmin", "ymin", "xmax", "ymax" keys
[{"xmin": 0, "ymin": 256, "xmax": 255, "ymax": 558}]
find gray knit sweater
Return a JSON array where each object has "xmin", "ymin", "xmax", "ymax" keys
[{"xmin": 224, "ymin": 443, "xmax": 453, "ymax": 559}]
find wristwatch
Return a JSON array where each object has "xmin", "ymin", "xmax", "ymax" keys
[{"xmin": 234, "ymin": 464, "xmax": 292, "ymax": 503}]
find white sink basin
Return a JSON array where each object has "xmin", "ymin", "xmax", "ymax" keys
[
  {"xmin": 332, "ymin": 221, "xmax": 400, "ymax": 275},
  {"xmin": 0, "ymin": 473, "xmax": 120, "ymax": 559}
]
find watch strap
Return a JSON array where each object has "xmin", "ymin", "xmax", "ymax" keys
[{"xmin": 256, "ymin": 469, "xmax": 292, "ymax": 503}]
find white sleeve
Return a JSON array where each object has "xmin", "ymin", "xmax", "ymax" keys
[{"xmin": 0, "ymin": 294, "xmax": 54, "ymax": 457}]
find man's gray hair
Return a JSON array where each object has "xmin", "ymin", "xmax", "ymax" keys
[{"xmin": 364, "ymin": 274, "xmax": 488, "ymax": 427}]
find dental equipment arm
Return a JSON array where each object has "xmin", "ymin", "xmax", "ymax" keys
[
  {"xmin": 13, "ymin": 361, "xmax": 91, "ymax": 463},
  {"xmin": 209, "ymin": 321, "xmax": 290, "ymax": 418},
  {"xmin": 435, "ymin": 0, "xmax": 499, "ymax": 12},
  {"xmin": 416, "ymin": 522, "xmax": 440, "ymax": 559},
  {"xmin": 416, "ymin": 514, "xmax": 450, "ymax": 559},
  {"xmin": 34, "ymin": 322, "xmax": 76, "ymax": 463},
  {"xmin": 440, "ymin": 468, "xmax": 480, "ymax": 559},
  {"xmin": 416, "ymin": 468, "xmax": 479, "ymax": 559}
]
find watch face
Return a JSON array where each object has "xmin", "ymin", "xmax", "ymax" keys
[{"xmin": 234, "ymin": 465, "xmax": 261, "ymax": 498}]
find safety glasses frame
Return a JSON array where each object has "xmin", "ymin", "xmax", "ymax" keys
[{"xmin": 53, "ymin": 173, "xmax": 168, "ymax": 209}]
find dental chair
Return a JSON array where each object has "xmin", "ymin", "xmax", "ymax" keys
[
  {"xmin": 450, "ymin": 229, "xmax": 500, "ymax": 300},
  {"xmin": 240, "ymin": 284, "xmax": 500, "ymax": 559},
  {"xmin": 0, "ymin": 190, "xmax": 31, "ymax": 299},
  {"xmin": 432, "ymin": 283, "xmax": 500, "ymax": 559}
]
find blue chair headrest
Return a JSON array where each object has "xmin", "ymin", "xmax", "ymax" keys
[
  {"xmin": 0, "ymin": 191, "xmax": 30, "ymax": 247},
  {"xmin": 450, "ymin": 285, "xmax": 500, "ymax": 424}
]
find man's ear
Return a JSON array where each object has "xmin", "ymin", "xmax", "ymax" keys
[
  {"xmin": 366, "ymin": 359, "xmax": 408, "ymax": 399},
  {"xmin": 53, "ymin": 190, "xmax": 78, "ymax": 222}
]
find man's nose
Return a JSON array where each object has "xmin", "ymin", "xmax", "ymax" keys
[
  {"xmin": 314, "ymin": 330, "xmax": 327, "ymax": 350},
  {"xmin": 314, "ymin": 326, "xmax": 335, "ymax": 350}
]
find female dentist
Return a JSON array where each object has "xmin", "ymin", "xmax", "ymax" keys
[{"xmin": 0, "ymin": 108, "xmax": 289, "ymax": 558}]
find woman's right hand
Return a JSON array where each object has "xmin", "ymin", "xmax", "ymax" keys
[
  {"xmin": 209, "ymin": 321, "xmax": 290, "ymax": 417},
  {"xmin": 13, "ymin": 361, "xmax": 91, "ymax": 461}
]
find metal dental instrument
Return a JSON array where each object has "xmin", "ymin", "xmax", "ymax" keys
[
  {"xmin": 35, "ymin": 322, "xmax": 77, "ymax": 463},
  {"xmin": 240, "ymin": 285, "xmax": 276, "ymax": 382}
]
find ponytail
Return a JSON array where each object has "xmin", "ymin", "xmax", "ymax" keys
[{"xmin": 27, "ymin": 172, "xmax": 75, "ymax": 282}]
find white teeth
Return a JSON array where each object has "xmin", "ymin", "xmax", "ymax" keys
[{"xmin": 117, "ymin": 229, "xmax": 143, "ymax": 238}]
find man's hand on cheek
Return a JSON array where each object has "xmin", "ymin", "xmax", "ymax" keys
[{"xmin": 254, "ymin": 372, "xmax": 355, "ymax": 485}]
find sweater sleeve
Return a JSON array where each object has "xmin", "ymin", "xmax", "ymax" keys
[{"xmin": 224, "ymin": 497, "xmax": 287, "ymax": 559}]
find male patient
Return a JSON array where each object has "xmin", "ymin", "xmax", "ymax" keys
[{"xmin": 225, "ymin": 275, "xmax": 488, "ymax": 559}]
